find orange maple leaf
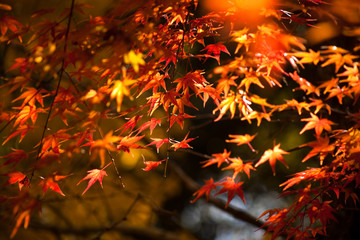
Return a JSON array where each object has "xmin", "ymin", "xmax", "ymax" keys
[
  {"xmin": 226, "ymin": 134, "xmax": 257, "ymax": 152},
  {"xmin": 88, "ymin": 131, "xmax": 121, "ymax": 167},
  {"xmin": 255, "ymin": 143, "xmax": 289, "ymax": 175},
  {"xmin": 301, "ymin": 136, "xmax": 334, "ymax": 164},
  {"xmin": 202, "ymin": 149, "xmax": 231, "ymax": 168},
  {"xmin": 2, "ymin": 124, "xmax": 34, "ymax": 146},
  {"xmin": 291, "ymin": 49, "xmax": 321, "ymax": 65},
  {"xmin": 290, "ymin": 71, "xmax": 319, "ymax": 96},
  {"xmin": 77, "ymin": 162, "xmax": 111, "ymax": 195},
  {"xmin": 215, "ymin": 177, "xmax": 245, "ymax": 207},
  {"xmin": 12, "ymin": 87, "xmax": 48, "ymax": 107},
  {"xmin": 190, "ymin": 178, "xmax": 217, "ymax": 203},
  {"xmin": 222, "ymin": 157, "xmax": 255, "ymax": 179},
  {"xmin": 300, "ymin": 113, "xmax": 335, "ymax": 136}
]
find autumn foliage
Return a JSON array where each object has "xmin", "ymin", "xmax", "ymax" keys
[{"xmin": 1, "ymin": 0, "xmax": 360, "ymax": 239}]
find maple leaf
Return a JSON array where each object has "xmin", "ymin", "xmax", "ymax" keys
[
  {"xmin": 10, "ymin": 192, "xmax": 40, "ymax": 238},
  {"xmin": 143, "ymin": 159, "xmax": 165, "ymax": 171},
  {"xmin": 231, "ymin": 28, "xmax": 254, "ymax": 53},
  {"xmin": 300, "ymin": 113, "xmax": 335, "ymax": 136},
  {"xmin": 110, "ymin": 76, "xmax": 136, "ymax": 112},
  {"xmin": 88, "ymin": 131, "xmax": 121, "ymax": 167},
  {"xmin": 202, "ymin": 42, "xmax": 230, "ymax": 64},
  {"xmin": 174, "ymin": 70, "xmax": 208, "ymax": 96},
  {"xmin": 137, "ymin": 118, "xmax": 162, "ymax": 134},
  {"xmin": 213, "ymin": 91, "xmax": 253, "ymax": 121},
  {"xmin": 255, "ymin": 143, "xmax": 289, "ymax": 175},
  {"xmin": 309, "ymin": 98, "xmax": 331, "ymax": 114},
  {"xmin": 39, "ymin": 173, "xmax": 70, "ymax": 196},
  {"xmin": 198, "ymin": 84, "xmax": 221, "ymax": 107},
  {"xmin": 116, "ymin": 115, "xmax": 142, "ymax": 135},
  {"xmin": 13, "ymin": 106, "xmax": 46, "ymax": 127},
  {"xmin": 202, "ymin": 149, "xmax": 231, "ymax": 168},
  {"xmin": 190, "ymin": 178, "xmax": 217, "ymax": 203},
  {"xmin": 215, "ymin": 177, "xmax": 245, "ymax": 207},
  {"xmin": 12, "ymin": 87, "xmax": 48, "ymax": 108},
  {"xmin": 0, "ymin": 14, "xmax": 23, "ymax": 37},
  {"xmin": 226, "ymin": 134, "xmax": 257, "ymax": 152},
  {"xmin": 0, "ymin": 149, "xmax": 28, "ymax": 168},
  {"xmin": 123, "ymin": 50, "xmax": 145, "ymax": 72},
  {"xmin": 216, "ymin": 77, "xmax": 237, "ymax": 97},
  {"xmin": 282, "ymin": 99, "xmax": 310, "ymax": 115},
  {"xmin": 321, "ymin": 53, "xmax": 357, "ymax": 73},
  {"xmin": 146, "ymin": 138, "xmax": 169, "ymax": 153},
  {"xmin": 171, "ymin": 133, "xmax": 196, "ymax": 151},
  {"xmin": 291, "ymin": 49, "xmax": 321, "ymax": 65},
  {"xmin": 290, "ymin": 71, "xmax": 319, "ymax": 96},
  {"xmin": 77, "ymin": 162, "xmax": 111, "ymax": 195},
  {"xmin": 301, "ymin": 136, "xmax": 334, "ymax": 164},
  {"xmin": 222, "ymin": 157, "xmax": 255, "ymax": 179},
  {"xmin": 116, "ymin": 135, "xmax": 144, "ymax": 153},
  {"xmin": 6, "ymin": 172, "xmax": 29, "ymax": 191},
  {"xmin": 239, "ymin": 73, "xmax": 264, "ymax": 92}
]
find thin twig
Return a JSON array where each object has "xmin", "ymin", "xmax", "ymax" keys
[{"xmin": 30, "ymin": 0, "xmax": 76, "ymax": 182}]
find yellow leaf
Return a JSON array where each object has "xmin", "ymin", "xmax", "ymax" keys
[{"xmin": 124, "ymin": 50, "xmax": 145, "ymax": 72}]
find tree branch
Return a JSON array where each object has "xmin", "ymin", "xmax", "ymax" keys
[
  {"xmin": 168, "ymin": 160, "xmax": 266, "ymax": 229},
  {"xmin": 30, "ymin": 223, "xmax": 181, "ymax": 240}
]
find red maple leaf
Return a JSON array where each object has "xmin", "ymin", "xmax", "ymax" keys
[
  {"xmin": 202, "ymin": 42, "xmax": 230, "ymax": 64},
  {"xmin": 142, "ymin": 159, "xmax": 165, "ymax": 171},
  {"xmin": 255, "ymin": 143, "xmax": 289, "ymax": 175},
  {"xmin": 215, "ymin": 177, "xmax": 245, "ymax": 207},
  {"xmin": 1, "ymin": 149, "xmax": 28, "ymax": 168},
  {"xmin": 190, "ymin": 178, "xmax": 217, "ymax": 203},
  {"xmin": 39, "ymin": 173, "xmax": 70, "ymax": 196},
  {"xmin": 171, "ymin": 133, "xmax": 196, "ymax": 151},
  {"xmin": 146, "ymin": 138, "xmax": 169, "ymax": 153},
  {"xmin": 137, "ymin": 118, "xmax": 162, "ymax": 134},
  {"xmin": 7, "ymin": 172, "xmax": 29, "ymax": 191},
  {"xmin": 77, "ymin": 162, "xmax": 111, "ymax": 195}
]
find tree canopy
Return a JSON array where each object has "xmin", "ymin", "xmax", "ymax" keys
[{"xmin": 1, "ymin": 0, "xmax": 360, "ymax": 239}]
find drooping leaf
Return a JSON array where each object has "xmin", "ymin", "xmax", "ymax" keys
[
  {"xmin": 190, "ymin": 178, "xmax": 217, "ymax": 203},
  {"xmin": 255, "ymin": 143, "xmax": 289, "ymax": 175},
  {"xmin": 222, "ymin": 157, "xmax": 255, "ymax": 179},
  {"xmin": 39, "ymin": 173, "xmax": 70, "ymax": 196},
  {"xmin": 171, "ymin": 132, "xmax": 196, "ymax": 151},
  {"xmin": 300, "ymin": 113, "xmax": 335, "ymax": 136},
  {"xmin": 202, "ymin": 42, "xmax": 230, "ymax": 64},
  {"xmin": 0, "ymin": 149, "xmax": 28, "ymax": 168},
  {"xmin": 215, "ymin": 177, "xmax": 245, "ymax": 207},
  {"xmin": 6, "ymin": 172, "xmax": 29, "ymax": 191},
  {"xmin": 202, "ymin": 149, "xmax": 231, "ymax": 168},
  {"xmin": 77, "ymin": 162, "xmax": 111, "ymax": 195},
  {"xmin": 226, "ymin": 134, "xmax": 257, "ymax": 152},
  {"xmin": 142, "ymin": 159, "xmax": 165, "ymax": 171}
]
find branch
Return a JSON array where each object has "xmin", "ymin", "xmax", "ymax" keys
[
  {"xmin": 31, "ymin": 0, "xmax": 76, "ymax": 182},
  {"xmin": 168, "ymin": 160, "xmax": 266, "ymax": 229},
  {"xmin": 30, "ymin": 223, "xmax": 181, "ymax": 240}
]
